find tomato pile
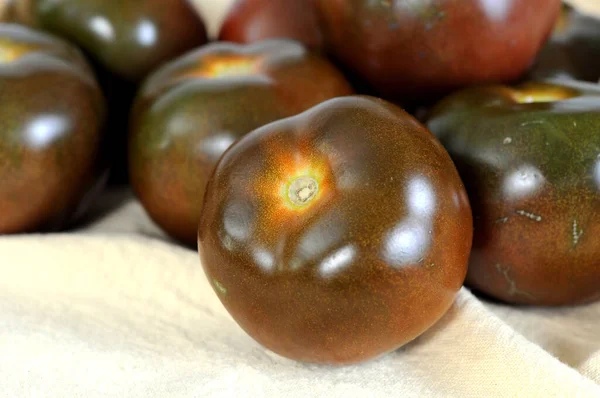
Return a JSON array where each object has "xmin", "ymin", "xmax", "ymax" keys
[{"xmin": 1, "ymin": 0, "xmax": 598, "ymax": 365}]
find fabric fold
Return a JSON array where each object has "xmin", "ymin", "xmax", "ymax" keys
[{"xmin": 1, "ymin": 231, "xmax": 598, "ymax": 397}]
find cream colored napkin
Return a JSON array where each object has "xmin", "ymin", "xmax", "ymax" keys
[
  {"xmin": 566, "ymin": 0, "xmax": 600, "ymax": 17},
  {"xmin": 193, "ymin": 0, "xmax": 233, "ymax": 38},
  {"xmin": 1, "ymin": 192, "xmax": 599, "ymax": 397}
]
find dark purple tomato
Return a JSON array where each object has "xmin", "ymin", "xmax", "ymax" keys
[
  {"xmin": 427, "ymin": 81, "xmax": 600, "ymax": 306},
  {"xmin": 199, "ymin": 96, "xmax": 472, "ymax": 364},
  {"xmin": 0, "ymin": 24, "xmax": 105, "ymax": 233},
  {"xmin": 3, "ymin": 0, "xmax": 208, "ymax": 82},
  {"xmin": 130, "ymin": 40, "xmax": 353, "ymax": 245},
  {"xmin": 2, "ymin": 0, "xmax": 209, "ymax": 183},
  {"xmin": 315, "ymin": 0, "xmax": 561, "ymax": 102}
]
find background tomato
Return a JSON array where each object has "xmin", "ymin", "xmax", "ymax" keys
[
  {"xmin": 1, "ymin": 0, "xmax": 209, "ymax": 183},
  {"xmin": 427, "ymin": 81, "xmax": 600, "ymax": 305},
  {"xmin": 315, "ymin": 0, "xmax": 561, "ymax": 102},
  {"xmin": 130, "ymin": 40, "xmax": 353, "ymax": 245},
  {"xmin": 0, "ymin": 24, "xmax": 106, "ymax": 233}
]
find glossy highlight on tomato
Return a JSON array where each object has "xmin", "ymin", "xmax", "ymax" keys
[
  {"xmin": 0, "ymin": 24, "xmax": 105, "ymax": 234},
  {"xmin": 130, "ymin": 39, "xmax": 353, "ymax": 245},
  {"xmin": 427, "ymin": 81, "xmax": 600, "ymax": 306},
  {"xmin": 315, "ymin": 0, "xmax": 561, "ymax": 101},
  {"xmin": 198, "ymin": 96, "xmax": 472, "ymax": 364}
]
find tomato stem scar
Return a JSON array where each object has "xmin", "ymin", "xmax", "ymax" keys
[{"xmin": 288, "ymin": 176, "xmax": 318, "ymax": 206}]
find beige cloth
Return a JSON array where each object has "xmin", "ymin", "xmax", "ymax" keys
[
  {"xmin": 1, "ymin": 191, "xmax": 599, "ymax": 397},
  {"xmin": 1, "ymin": 1, "xmax": 599, "ymax": 397},
  {"xmin": 566, "ymin": 0, "xmax": 600, "ymax": 17}
]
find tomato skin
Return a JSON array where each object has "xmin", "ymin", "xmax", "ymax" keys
[
  {"xmin": 427, "ymin": 81, "xmax": 600, "ymax": 306},
  {"xmin": 2, "ymin": 0, "xmax": 208, "ymax": 82},
  {"xmin": 130, "ymin": 40, "xmax": 353, "ymax": 245},
  {"xmin": 1, "ymin": 0, "xmax": 209, "ymax": 183},
  {"xmin": 219, "ymin": 0, "xmax": 324, "ymax": 51},
  {"xmin": 315, "ymin": 0, "xmax": 561, "ymax": 101},
  {"xmin": 199, "ymin": 95, "xmax": 472, "ymax": 364},
  {"xmin": 0, "ymin": 24, "xmax": 106, "ymax": 234}
]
